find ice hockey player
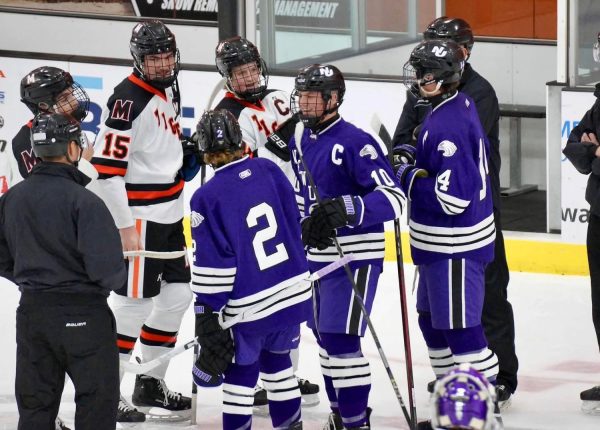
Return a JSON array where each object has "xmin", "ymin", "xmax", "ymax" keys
[
  {"xmin": 290, "ymin": 63, "xmax": 405, "ymax": 429},
  {"xmin": 214, "ymin": 35, "xmax": 320, "ymax": 407},
  {"xmin": 11, "ymin": 66, "xmax": 97, "ymax": 187},
  {"xmin": 394, "ymin": 39, "xmax": 500, "ymax": 427},
  {"xmin": 91, "ymin": 20, "xmax": 195, "ymax": 422},
  {"xmin": 417, "ymin": 364, "xmax": 500, "ymax": 430},
  {"xmin": 392, "ymin": 16, "xmax": 518, "ymax": 409},
  {"xmin": 0, "ymin": 112, "xmax": 125, "ymax": 430},
  {"xmin": 214, "ymin": 36, "xmax": 299, "ymax": 184},
  {"xmin": 563, "ymin": 30, "xmax": 600, "ymax": 416},
  {"xmin": 190, "ymin": 109, "xmax": 310, "ymax": 430}
]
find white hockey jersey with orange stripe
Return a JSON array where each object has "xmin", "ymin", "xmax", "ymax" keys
[{"xmin": 92, "ymin": 73, "xmax": 184, "ymax": 228}]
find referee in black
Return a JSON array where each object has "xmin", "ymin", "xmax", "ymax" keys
[
  {"xmin": 0, "ymin": 112, "xmax": 126, "ymax": 430},
  {"xmin": 392, "ymin": 16, "xmax": 519, "ymax": 408}
]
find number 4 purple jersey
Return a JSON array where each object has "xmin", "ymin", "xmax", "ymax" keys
[
  {"xmin": 409, "ymin": 92, "xmax": 496, "ymax": 265},
  {"xmin": 189, "ymin": 156, "xmax": 311, "ymax": 335}
]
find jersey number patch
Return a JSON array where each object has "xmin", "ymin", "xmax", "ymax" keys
[
  {"xmin": 102, "ymin": 133, "xmax": 131, "ymax": 159},
  {"xmin": 247, "ymin": 202, "xmax": 289, "ymax": 271}
]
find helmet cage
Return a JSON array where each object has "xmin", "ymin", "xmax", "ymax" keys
[
  {"xmin": 431, "ymin": 364, "xmax": 497, "ymax": 430},
  {"xmin": 215, "ymin": 37, "xmax": 269, "ymax": 102},
  {"xmin": 290, "ymin": 64, "xmax": 345, "ymax": 129},
  {"xmin": 405, "ymin": 40, "xmax": 465, "ymax": 95},
  {"xmin": 196, "ymin": 109, "xmax": 244, "ymax": 155},
  {"xmin": 20, "ymin": 68, "xmax": 90, "ymax": 121},
  {"xmin": 130, "ymin": 20, "xmax": 180, "ymax": 88},
  {"xmin": 31, "ymin": 113, "xmax": 83, "ymax": 159}
]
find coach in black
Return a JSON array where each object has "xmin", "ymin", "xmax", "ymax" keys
[
  {"xmin": 392, "ymin": 16, "xmax": 518, "ymax": 408},
  {"xmin": 0, "ymin": 113, "xmax": 126, "ymax": 430}
]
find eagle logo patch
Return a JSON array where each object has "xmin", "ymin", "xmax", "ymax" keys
[
  {"xmin": 359, "ymin": 144, "xmax": 378, "ymax": 160},
  {"xmin": 437, "ymin": 140, "xmax": 457, "ymax": 157},
  {"xmin": 191, "ymin": 211, "xmax": 204, "ymax": 228}
]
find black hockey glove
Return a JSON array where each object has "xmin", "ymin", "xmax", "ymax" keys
[
  {"xmin": 193, "ymin": 348, "xmax": 224, "ymax": 387},
  {"xmin": 396, "ymin": 164, "xmax": 428, "ymax": 198},
  {"xmin": 194, "ymin": 304, "xmax": 234, "ymax": 373},
  {"xmin": 392, "ymin": 143, "xmax": 417, "ymax": 170},
  {"xmin": 301, "ymin": 216, "xmax": 335, "ymax": 250},
  {"xmin": 264, "ymin": 114, "xmax": 300, "ymax": 162},
  {"xmin": 311, "ymin": 196, "xmax": 362, "ymax": 230},
  {"xmin": 179, "ymin": 134, "xmax": 204, "ymax": 181}
]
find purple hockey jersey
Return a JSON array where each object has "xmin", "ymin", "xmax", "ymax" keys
[
  {"xmin": 190, "ymin": 156, "xmax": 311, "ymax": 335},
  {"xmin": 409, "ymin": 92, "xmax": 496, "ymax": 264},
  {"xmin": 289, "ymin": 117, "xmax": 405, "ymax": 271}
]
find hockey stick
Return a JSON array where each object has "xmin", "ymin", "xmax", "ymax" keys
[
  {"xmin": 371, "ymin": 113, "xmax": 418, "ymax": 429},
  {"xmin": 123, "ymin": 250, "xmax": 187, "ymax": 259},
  {"xmin": 294, "ymin": 121, "xmax": 414, "ymax": 429},
  {"xmin": 120, "ymin": 255, "xmax": 355, "ymax": 375}
]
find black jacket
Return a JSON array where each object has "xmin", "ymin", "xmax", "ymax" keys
[
  {"xmin": 0, "ymin": 162, "xmax": 126, "ymax": 296},
  {"xmin": 392, "ymin": 62, "xmax": 501, "ymax": 209},
  {"xmin": 563, "ymin": 84, "xmax": 600, "ymax": 217}
]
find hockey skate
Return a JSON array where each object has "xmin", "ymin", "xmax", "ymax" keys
[
  {"xmin": 323, "ymin": 408, "xmax": 371, "ymax": 430},
  {"xmin": 132, "ymin": 374, "xmax": 191, "ymax": 422},
  {"xmin": 495, "ymin": 384, "xmax": 513, "ymax": 411},
  {"xmin": 55, "ymin": 417, "xmax": 71, "ymax": 430},
  {"xmin": 581, "ymin": 385, "xmax": 600, "ymax": 415},
  {"xmin": 322, "ymin": 411, "xmax": 343, "ymax": 430},
  {"xmin": 117, "ymin": 395, "xmax": 146, "ymax": 423}
]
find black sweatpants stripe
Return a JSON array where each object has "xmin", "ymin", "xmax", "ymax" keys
[
  {"xmin": 451, "ymin": 259, "xmax": 464, "ymax": 328},
  {"xmin": 349, "ymin": 266, "xmax": 369, "ymax": 334}
]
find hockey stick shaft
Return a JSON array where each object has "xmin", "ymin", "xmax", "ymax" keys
[
  {"xmin": 123, "ymin": 250, "xmax": 187, "ymax": 260},
  {"xmin": 190, "ymin": 342, "xmax": 199, "ymax": 425},
  {"xmin": 207, "ymin": 77, "xmax": 227, "ymax": 111},
  {"xmin": 372, "ymin": 112, "xmax": 418, "ymax": 428},
  {"xmin": 293, "ymin": 122, "xmax": 413, "ymax": 428},
  {"xmin": 121, "ymin": 256, "xmax": 353, "ymax": 374}
]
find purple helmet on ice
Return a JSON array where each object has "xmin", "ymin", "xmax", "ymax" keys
[{"xmin": 431, "ymin": 364, "xmax": 497, "ymax": 430}]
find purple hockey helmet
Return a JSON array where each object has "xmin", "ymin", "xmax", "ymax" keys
[{"xmin": 431, "ymin": 363, "xmax": 497, "ymax": 430}]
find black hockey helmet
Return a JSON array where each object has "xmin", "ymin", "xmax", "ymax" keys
[
  {"xmin": 403, "ymin": 40, "xmax": 465, "ymax": 95},
  {"xmin": 30, "ymin": 113, "xmax": 82, "ymax": 159},
  {"xmin": 215, "ymin": 36, "xmax": 268, "ymax": 102},
  {"xmin": 130, "ymin": 20, "xmax": 180, "ymax": 88},
  {"xmin": 196, "ymin": 109, "xmax": 243, "ymax": 155},
  {"xmin": 291, "ymin": 64, "xmax": 345, "ymax": 129},
  {"xmin": 20, "ymin": 66, "xmax": 90, "ymax": 122},
  {"xmin": 424, "ymin": 16, "xmax": 474, "ymax": 52}
]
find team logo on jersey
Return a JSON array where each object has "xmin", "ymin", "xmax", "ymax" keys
[
  {"xmin": 191, "ymin": 211, "xmax": 204, "ymax": 228},
  {"xmin": 239, "ymin": 169, "xmax": 252, "ymax": 179},
  {"xmin": 437, "ymin": 140, "xmax": 457, "ymax": 157},
  {"xmin": 111, "ymin": 99, "xmax": 133, "ymax": 122},
  {"xmin": 359, "ymin": 144, "xmax": 378, "ymax": 160}
]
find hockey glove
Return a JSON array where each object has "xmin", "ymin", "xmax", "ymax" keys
[
  {"xmin": 311, "ymin": 196, "xmax": 362, "ymax": 230},
  {"xmin": 396, "ymin": 164, "xmax": 428, "ymax": 198},
  {"xmin": 194, "ymin": 304, "xmax": 234, "ymax": 373},
  {"xmin": 392, "ymin": 143, "xmax": 417, "ymax": 169},
  {"xmin": 264, "ymin": 114, "xmax": 300, "ymax": 162},
  {"xmin": 301, "ymin": 216, "xmax": 335, "ymax": 250},
  {"xmin": 179, "ymin": 134, "xmax": 204, "ymax": 181},
  {"xmin": 193, "ymin": 349, "xmax": 224, "ymax": 387}
]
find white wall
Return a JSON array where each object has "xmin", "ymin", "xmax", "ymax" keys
[{"xmin": 0, "ymin": 11, "xmax": 218, "ymax": 65}]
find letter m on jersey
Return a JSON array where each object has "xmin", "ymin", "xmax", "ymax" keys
[{"xmin": 111, "ymin": 99, "xmax": 133, "ymax": 122}]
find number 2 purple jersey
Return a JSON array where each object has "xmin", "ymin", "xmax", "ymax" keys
[{"xmin": 189, "ymin": 156, "xmax": 310, "ymax": 335}]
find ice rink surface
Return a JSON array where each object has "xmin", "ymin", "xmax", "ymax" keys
[{"xmin": 1, "ymin": 260, "xmax": 599, "ymax": 429}]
